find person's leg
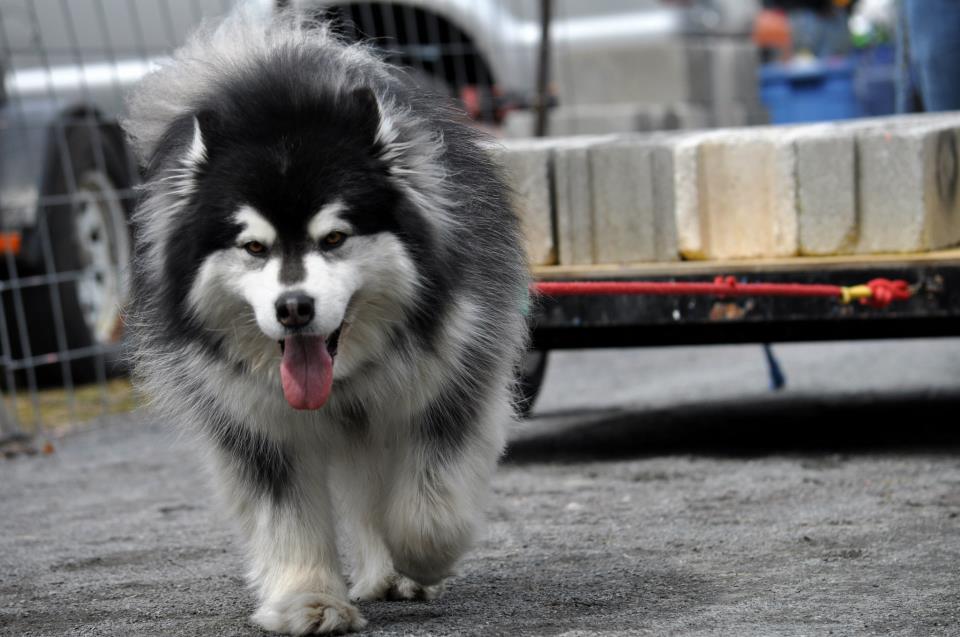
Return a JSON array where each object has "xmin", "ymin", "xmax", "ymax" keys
[
  {"xmin": 903, "ymin": 0, "xmax": 960, "ymax": 111},
  {"xmin": 896, "ymin": 0, "xmax": 921, "ymax": 112}
]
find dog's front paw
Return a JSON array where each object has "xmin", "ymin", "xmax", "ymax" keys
[
  {"xmin": 350, "ymin": 572, "xmax": 444, "ymax": 602},
  {"xmin": 252, "ymin": 591, "xmax": 367, "ymax": 635}
]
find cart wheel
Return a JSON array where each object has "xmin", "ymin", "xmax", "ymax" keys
[
  {"xmin": 25, "ymin": 118, "xmax": 133, "ymax": 385},
  {"xmin": 516, "ymin": 349, "xmax": 548, "ymax": 418}
]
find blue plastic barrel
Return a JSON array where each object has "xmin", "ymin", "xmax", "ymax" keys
[{"xmin": 759, "ymin": 59, "xmax": 861, "ymax": 124}]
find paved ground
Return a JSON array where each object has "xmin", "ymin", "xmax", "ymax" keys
[{"xmin": 3, "ymin": 339, "xmax": 960, "ymax": 636}]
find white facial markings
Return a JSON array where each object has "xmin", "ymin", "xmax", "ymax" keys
[
  {"xmin": 319, "ymin": 233, "xmax": 420, "ymax": 378},
  {"xmin": 185, "ymin": 200, "xmax": 422, "ymax": 379},
  {"xmin": 234, "ymin": 257, "xmax": 289, "ymax": 339},
  {"xmin": 234, "ymin": 205, "xmax": 277, "ymax": 247},
  {"xmin": 307, "ymin": 199, "xmax": 352, "ymax": 242}
]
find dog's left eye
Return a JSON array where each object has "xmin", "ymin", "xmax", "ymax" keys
[
  {"xmin": 243, "ymin": 241, "xmax": 268, "ymax": 257},
  {"xmin": 321, "ymin": 231, "xmax": 347, "ymax": 249}
]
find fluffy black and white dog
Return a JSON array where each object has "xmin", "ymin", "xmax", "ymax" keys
[{"xmin": 124, "ymin": 11, "xmax": 528, "ymax": 635}]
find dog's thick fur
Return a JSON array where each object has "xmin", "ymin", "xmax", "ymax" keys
[{"xmin": 124, "ymin": 11, "xmax": 528, "ymax": 634}]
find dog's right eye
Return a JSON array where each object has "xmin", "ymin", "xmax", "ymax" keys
[{"xmin": 243, "ymin": 241, "xmax": 268, "ymax": 257}]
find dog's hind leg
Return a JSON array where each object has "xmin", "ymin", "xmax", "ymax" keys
[
  {"xmin": 208, "ymin": 425, "xmax": 366, "ymax": 635},
  {"xmin": 345, "ymin": 519, "xmax": 445, "ymax": 602},
  {"xmin": 332, "ymin": 448, "xmax": 394, "ymax": 601},
  {"xmin": 335, "ymin": 443, "xmax": 444, "ymax": 602},
  {"xmin": 381, "ymin": 390, "xmax": 510, "ymax": 587}
]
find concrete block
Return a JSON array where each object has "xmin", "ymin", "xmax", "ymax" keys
[
  {"xmin": 776, "ymin": 114, "xmax": 960, "ymax": 256},
  {"xmin": 671, "ymin": 133, "xmax": 712, "ymax": 259},
  {"xmin": 551, "ymin": 41, "xmax": 690, "ymax": 106},
  {"xmin": 587, "ymin": 139, "xmax": 679, "ymax": 263},
  {"xmin": 547, "ymin": 104, "xmax": 649, "ymax": 137},
  {"xmin": 551, "ymin": 38, "xmax": 759, "ymax": 110},
  {"xmin": 675, "ymin": 121, "xmax": 859, "ymax": 259},
  {"xmin": 795, "ymin": 130, "xmax": 858, "ymax": 255},
  {"xmin": 693, "ymin": 131, "xmax": 799, "ymax": 259},
  {"xmin": 661, "ymin": 103, "xmax": 712, "ymax": 131},
  {"xmin": 687, "ymin": 40, "xmax": 761, "ymax": 107},
  {"xmin": 711, "ymin": 100, "xmax": 770, "ymax": 128},
  {"xmin": 688, "ymin": 40, "xmax": 765, "ymax": 130},
  {"xmin": 502, "ymin": 103, "xmax": 711, "ymax": 139},
  {"xmin": 501, "ymin": 110, "xmax": 537, "ymax": 139},
  {"xmin": 552, "ymin": 137, "xmax": 603, "ymax": 265},
  {"xmin": 856, "ymin": 121, "xmax": 960, "ymax": 252},
  {"xmin": 493, "ymin": 140, "xmax": 557, "ymax": 266},
  {"xmin": 676, "ymin": 114, "xmax": 960, "ymax": 259},
  {"xmin": 506, "ymin": 113, "xmax": 960, "ymax": 269}
]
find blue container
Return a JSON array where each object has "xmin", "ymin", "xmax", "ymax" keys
[
  {"xmin": 854, "ymin": 44, "xmax": 896, "ymax": 117},
  {"xmin": 759, "ymin": 59, "xmax": 861, "ymax": 124}
]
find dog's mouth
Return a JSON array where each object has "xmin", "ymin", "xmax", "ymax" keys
[
  {"xmin": 277, "ymin": 324, "xmax": 343, "ymax": 410},
  {"xmin": 278, "ymin": 325, "xmax": 341, "ymax": 358}
]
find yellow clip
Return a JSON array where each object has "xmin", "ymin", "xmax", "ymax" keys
[{"xmin": 840, "ymin": 285, "xmax": 872, "ymax": 304}]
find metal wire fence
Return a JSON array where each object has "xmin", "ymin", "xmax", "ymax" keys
[
  {"xmin": 0, "ymin": 1, "xmax": 236, "ymax": 445},
  {"xmin": 0, "ymin": 0, "xmax": 761, "ymax": 447}
]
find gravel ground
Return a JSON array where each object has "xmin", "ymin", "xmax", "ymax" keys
[{"xmin": 2, "ymin": 340, "xmax": 960, "ymax": 636}]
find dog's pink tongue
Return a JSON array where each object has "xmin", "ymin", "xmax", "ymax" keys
[{"xmin": 280, "ymin": 335, "xmax": 333, "ymax": 410}]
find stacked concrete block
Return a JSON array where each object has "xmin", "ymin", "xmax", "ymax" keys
[
  {"xmin": 712, "ymin": 101, "xmax": 770, "ymax": 129},
  {"xmin": 687, "ymin": 39, "xmax": 766, "ymax": 128},
  {"xmin": 587, "ymin": 139, "xmax": 679, "ymax": 263},
  {"xmin": 551, "ymin": 41, "xmax": 690, "ymax": 107},
  {"xmin": 490, "ymin": 139, "xmax": 556, "ymax": 266},
  {"xmin": 503, "ymin": 105, "xmax": 646, "ymax": 138},
  {"xmin": 539, "ymin": 134, "xmax": 682, "ymax": 265},
  {"xmin": 551, "ymin": 137, "xmax": 607, "ymax": 265},
  {"xmin": 794, "ymin": 130, "xmax": 858, "ymax": 255},
  {"xmin": 655, "ymin": 127, "xmax": 801, "ymax": 260},
  {"xmin": 693, "ymin": 130, "xmax": 800, "ymax": 259},
  {"xmin": 670, "ymin": 116, "xmax": 960, "ymax": 259},
  {"xmin": 671, "ymin": 132, "xmax": 712, "ymax": 259},
  {"xmin": 502, "ymin": 103, "xmax": 711, "ymax": 139},
  {"xmin": 510, "ymin": 37, "xmax": 765, "ymax": 139},
  {"xmin": 699, "ymin": 40, "xmax": 758, "ymax": 105},
  {"xmin": 787, "ymin": 113, "xmax": 960, "ymax": 255},
  {"xmin": 494, "ymin": 113, "xmax": 960, "ymax": 268},
  {"xmin": 661, "ymin": 103, "xmax": 713, "ymax": 131},
  {"xmin": 774, "ymin": 113, "xmax": 960, "ymax": 256},
  {"xmin": 856, "ymin": 121, "xmax": 960, "ymax": 253},
  {"xmin": 550, "ymin": 38, "xmax": 761, "ymax": 113}
]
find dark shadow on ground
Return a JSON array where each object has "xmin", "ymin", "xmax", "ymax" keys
[{"xmin": 506, "ymin": 390, "xmax": 960, "ymax": 463}]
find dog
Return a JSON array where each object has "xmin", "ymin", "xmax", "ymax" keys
[{"xmin": 123, "ymin": 10, "xmax": 529, "ymax": 635}]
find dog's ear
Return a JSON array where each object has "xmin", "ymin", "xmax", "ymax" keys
[
  {"xmin": 349, "ymin": 87, "xmax": 381, "ymax": 145},
  {"xmin": 184, "ymin": 109, "xmax": 219, "ymax": 169},
  {"xmin": 145, "ymin": 110, "xmax": 217, "ymax": 179}
]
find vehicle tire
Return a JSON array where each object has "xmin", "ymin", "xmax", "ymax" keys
[
  {"xmin": 21, "ymin": 118, "xmax": 134, "ymax": 386},
  {"xmin": 516, "ymin": 349, "xmax": 548, "ymax": 418}
]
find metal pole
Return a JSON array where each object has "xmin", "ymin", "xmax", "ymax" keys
[{"xmin": 534, "ymin": 0, "xmax": 552, "ymax": 137}]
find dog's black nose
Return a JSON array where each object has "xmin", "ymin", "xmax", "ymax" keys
[{"xmin": 275, "ymin": 292, "xmax": 315, "ymax": 328}]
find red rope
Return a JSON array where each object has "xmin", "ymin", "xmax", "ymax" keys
[
  {"xmin": 862, "ymin": 278, "xmax": 912, "ymax": 308},
  {"xmin": 534, "ymin": 276, "xmax": 912, "ymax": 309}
]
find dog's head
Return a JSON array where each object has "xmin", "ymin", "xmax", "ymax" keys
[{"xmin": 160, "ymin": 86, "xmax": 430, "ymax": 410}]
